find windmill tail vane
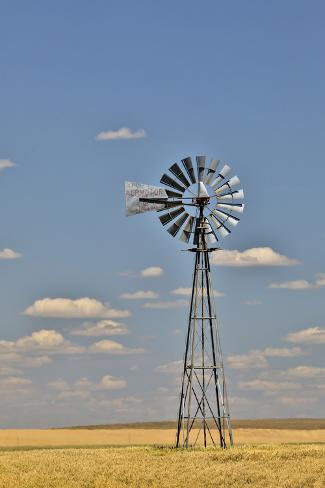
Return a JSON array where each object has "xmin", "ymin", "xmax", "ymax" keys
[{"xmin": 124, "ymin": 156, "xmax": 245, "ymax": 448}]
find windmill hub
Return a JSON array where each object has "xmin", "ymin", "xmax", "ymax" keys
[{"xmin": 125, "ymin": 155, "xmax": 245, "ymax": 448}]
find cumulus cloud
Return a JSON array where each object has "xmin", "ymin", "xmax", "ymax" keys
[
  {"xmin": 0, "ymin": 159, "xmax": 16, "ymax": 170},
  {"xmin": 89, "ymin": 339, "xmax": 144, "ymax": 355},
  {"xmin": 0, "ymin": 329, "xmax": 84, "ymax": 355},
  {"xmin": 227, "ymin": 347, "xmax": 304, "ymax": 369},
  {"xmin": 238, "ymin": 379, "xmax": 299, "ymax": 391},
  {"xmin": 285, "ymin": 327, "xmax": 325, "ymax": 344},
  {"xmin": 140, "ymin": 266, "xmax": 163, "ymax": 278},
  {"xmin": 0, "ymin": 248, "xmax": 22, "ymax": 259},
  {"xmin": 24, "ymin": 297, "xmax": 130, "ymax": 319},
  {"xmin": 96, "ymin": 127, "xmax": 146, "ymax": 141},
  {"xmin": 210, "ymin": 247, "xmax": 300, "ymax": 267},
  {"xmin": 155, "ymin": 360, "xmax": 182, "ymax": 373},
  {"xmin": 0, "ymin": 376, "xmax": 32, "ymax": 387},
  {"xmin": 48, "ymin": 374, "xmax": 127, "ymax": 392},
  {"xmin": 120, "ymin": 290, "xmax": 159, "ymax": 300},
  {"xmin": 269, "ymin": 273, "xmax": 325, "ymax": 290},
  {"xmin": 70, "ymin": 319, "xmax": 129, "ymax": 337},
  {"xmin": 171, "ymin": 287, "xmax": 224, "ymax": 297},
  {"xmin": 284, "ymin": 366, "xmax": 325, "ymax": 378},
  {"xmin": 143, "ymin": 300, "xmax": 188, "ymax": 309}
]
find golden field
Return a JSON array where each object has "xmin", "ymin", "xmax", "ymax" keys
[
  {"xmin": 1, "ymin": 427, "xmax": 325, "ymax": 448},
  {"xmin": 0, "ymin": 444, "xmax": 324, "ymax": 488}
]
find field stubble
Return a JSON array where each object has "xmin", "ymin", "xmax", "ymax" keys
[{"xmin": 0, "ymin": 444, "xmax": 324, "ymax": 488}]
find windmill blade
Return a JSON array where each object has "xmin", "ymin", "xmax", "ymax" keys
[
  {"xmin": 167, "ymin": 212, "xmax": 189, "ymax": 237},
  {"xmin": 159, "ymin": 207, "xmax": 185, "ymax": 226},
  {"xmin": 204, "ymin": 218, "xmax": 218, "ymax": 244},
  {"xmin": 179, "ymin": 216, "xmax": 195, "ymax": 243},
  {"xmin": 196, "ymin": 156, "xmax": 206, "ymax": 182},
  {"xmin": 212, "ymin": 209, "xmax": 240, "ymax": 227},
  {"xmin": 215, "ymin": 175, "xmax": 240, "ymax": 195},
  {"xmin": 125, "ymin": 181, "xmax": 168, "ymax": 216},
  {"xmin": 216, "ymin": 203, "xmax": 245, "ymax": 214},
  {"xmin": 169, "ymin": 163, "xmax": 191, "ymax": 188},
  {"xmin": 160, "ymin": 173, "xmax": 185, "ymax": 193},
  {"xmin": 182, "ymin": 157, "xmax": 196, "ymax": 184},
  {"xmin": 209, "ymin": 213, "xmax": 231, "ymax": 238},
  {"xmin": 217, "ymin": 189, "xmax": 244, "ymax": 201},
  {"xmin": 165, "ymin": 189, "xmax": 183, "ymax": 198},
  {"xmin": 205, "ymin": 159, "xmax": 220, "ymax": 185},
  {"xmin": 211, "ymin": 164, "xmax": 232, "ymax": 189}
]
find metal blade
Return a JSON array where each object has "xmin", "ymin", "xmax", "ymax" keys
[
  {"xmin": 160, "ymin": 173, "xmax": 185, "ymax": 193},
  {"xmin": 159, "ymin": 207, "xmax": 185, "ymax": 226},
  {"xmin": 210, "ymin": 164, "xmax": 232, "ymax": 189},
  {"xmin": 125, "ymin": 181, "xmax": 168, "ymax": 216},
  {"xmin": 204, "ymin": 218, "xmax": 218, "ymax": 244},
  {"xmin": 196, "ymin": 156, "xmax": 206, "ymax": 182},
  {"xmin": 215, "ymin": 175, "xmax": 240, "ymax": 195},
  {"xmin": 205, "ymin": 159, "xmax": 220, "ymax": 185},
  {"xmin": 181, "ymin": 157, "xmax": 196, "ymax": 184},
  {"xmin": 167, "ymin": 212, "xmax": 189, "ymax": 237},
  {"xmin": 169, "ymin": 163, "xmax": 190, "ymax": 188},
  {"xmin": 179, "ymin": 216, "xmax": 195, "ymax": 243},
  {"xmin": 212, "ymin": 209, "xmax": 240, "ymax": 227},
  {"xmin": 209, "ymin": 213, "xmax": 231, "ymax": 238},
  {"xmin": 165, "ymin": 189, "xmax": 183, "ymax": 198},
  {"xmin": 217, "ymin": 189, "xmax": 244, "ymax": 201},
  {"xmin": 216, "ymin": 203, "xmax": 245, "ymax": 214}
]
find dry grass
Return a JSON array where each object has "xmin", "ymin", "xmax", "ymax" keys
[
  {"xmin": 0, "ymin": 444, "xmax": 324, "ymax": 488},
  {"xmin": 0, "ymin": 428, "xmax": 325, "ymax": 448}
]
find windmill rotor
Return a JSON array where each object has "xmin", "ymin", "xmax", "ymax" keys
[{"xmin": 125, "ymin": 155, "xmax": 244, "ymax": 245}]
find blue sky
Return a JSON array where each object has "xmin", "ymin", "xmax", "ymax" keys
[{"xmin": 0, "ymin": 0, "xmax": 325, "ymax": 427}]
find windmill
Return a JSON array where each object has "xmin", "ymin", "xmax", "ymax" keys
[{"xmin": 125, "ymin": 156, "xmax": 244, "ymax": 448}]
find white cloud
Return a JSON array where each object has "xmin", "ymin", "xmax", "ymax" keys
[
  {"xmin": 0, "ymin": 329, "xmax": 84, "ymax": 355},
  {"xmin": 0, "ymin": 376, "xmax": 32, "ymax": 387},
  {"xmin": 95, "ymin": 127, "xmax": 146, "ymax": 141},
  {"xmin": 285, "ymin": 327, "xmax": 325, "ymax": 344},
  {"xmin": 140, "ymin": 266, "xmax": 163, "ymax": 278},
  {"xmin": 269, "ymin": 273, "xmax": 325, "ymax": 290},
  {"xmin": 227, "ymin": 347, "xmax": 304, "ymax": 369},
  {"xmin": 210, "ymin": 247, "xmax": 300, "ymax": 267},
  {"xmin": 24, "ymin": 297, "xmax": 130, "ymax": 319},
  {"xmin": 120, "ymin": 290, "xmax": 159, "ymax": 300},
  {"xmin": 89, "ymin": 339, "xmax": 144, "ymax": 355},
  {"xmin": 49, "ymin": 374, "xmax": 127, "ymax": 392},
  {"xmin": 262, "ymin": 347, "xmax": 304, "ymax": 358},
  {"xmin": 98, "ymin": 375, "xmax": 127, "ymax": 390},
  {"xmin": 155, "ymin": 360, "xmax": 182, "ymax": 373},
  {"xmin": 0, "ymin": 248, "xmax": 22, "ymax": 259},
  {"xmin": 0, "ymin": 366, "xmax": 21, "ymax": 376},
  {"xmin": 227, "ymin": 351, "xmax": 268, "ymax": 369},
  {"xmin": 284, "ymin": 366, "xmax": 325, "ymax": 378},
  {"xmin": 143, "ymin": 300, "xmax": 188, "ymax": 309},
  {"xmin": 0, "ymin": 159, "xmax": 16, "ymax": 170},
  {"xmin": 171, "ymin": 287, "xmax": 224, "ymax": 297},
  {"xmin": 70, "ymin": 319, "xmax": 129, "ymax": 337},
  {"xmin": 238, "ymin": 379, "xmax": 299, "ymax": 391}
]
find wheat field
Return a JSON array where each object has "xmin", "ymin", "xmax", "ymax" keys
[
  {"xmin": 0, "ymin": 444, "xmax": 324, "ymax": 488},
  {"xmin": 0, "ymin": 427, "xmax": 325, "ymax": 448}
]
